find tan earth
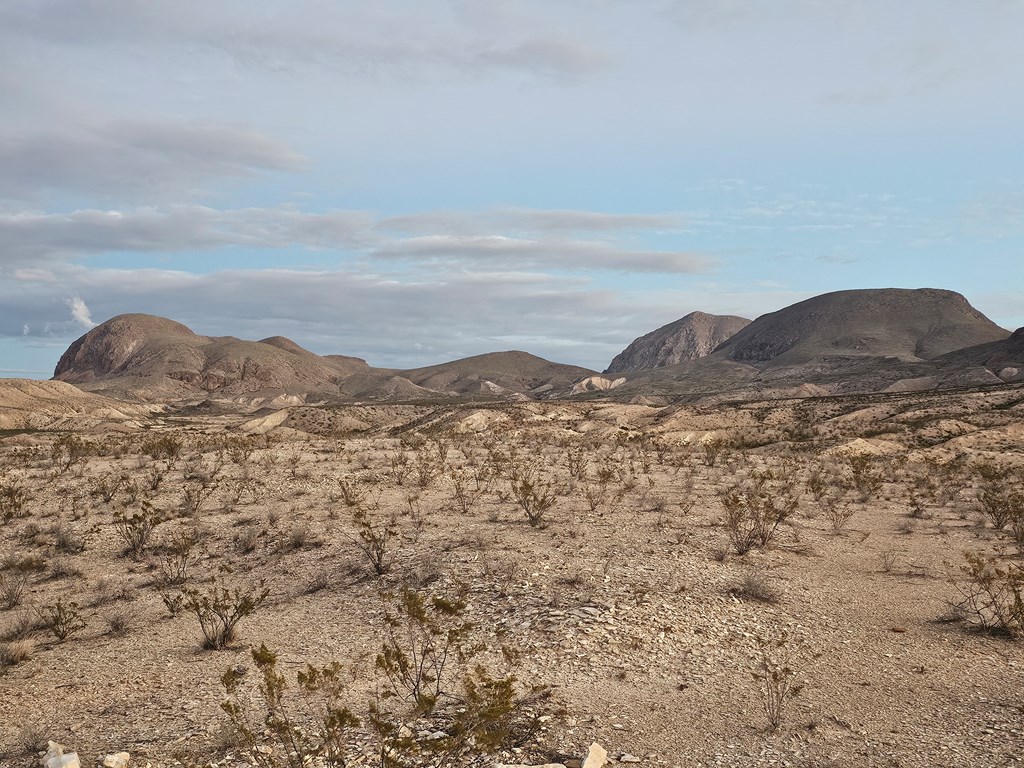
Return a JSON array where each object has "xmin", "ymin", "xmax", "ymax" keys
[{"xmin": 1, "ymin": 383, "xmax": 1023, "ymax": 768}]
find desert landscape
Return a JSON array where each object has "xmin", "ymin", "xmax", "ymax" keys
[{"xmin": 1, "ymin": 288, "xmax": 1023, "ymax": 768}]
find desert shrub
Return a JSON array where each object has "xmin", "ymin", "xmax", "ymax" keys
[
  {"xmin": 0, "ymin": 638, "xmax": 34, "ymax": 669},
  {"xmin": 977, "ymin": 475, "xmax": 1024, "ymax": 531},
  {"xmin": 113, "ymin": 502, "xmax": 166, "ymax": 559},
  {"xmin": 719, "ymin": 472, "xmax": 800, "ymax": 554},
  {"xmin": 731, "ymin": 568, "xmax": 781, "ymax": 603},
  {"xmin": 507, "ymin": 463, "xmax": 556, "ymax": 527},
  {"xmin": 371, "ymin": 584, "xmax": 551, "ymax": 765},
  {"xmin": 350, "ymin": 507, "xmax": 400, "ymax": 577},
  {"xmin": 90, "ymin": 473, "xmax": 126, "ymax": 504},
  {"xmin": 0, "ymin": 477, "xmax": 31, "ymax": 522},
  {"xmin": 181, "ymin": 482, "xmax": 217, "ymax": 517},
  {"xmin": 878, "ymin": 548, "xmax": 899, "ymax": 573},
  {"xmin": 447, "ymin": 468, "xmax": 486, "ymax": 516},
  {"xmin": 387, "ymin": 450, "xmax": 411, "ymax": 485},
  {"xmin": 699, "ymin": 433, "xmax": 726, "ymax": 467},
  {"xmin": 37, "ymin": 598, "xmax": 86, "ymax": 641},
  {"xmin": 181, "ymin": 579, "xmax": 270, "ymax": 650},
  {"xmin": 221, "ymin": 643, "xmax": 360, "ymax": 768},
  {"xmin": 336, "ymin": 479, "xmax": 365, "ymax": 508},
  {"xmin": 155, "ymin": 527, "xmax": 202, "ymax": 587},
  {"xmin": 950, "ymin": 552, "xmax": 1023, "ymax": 638},
  {"xmin": 845, "ymin": 454, "xmax": 884, "ymax": 501},
  {"xmin": 751, "ymin": 630, "xmax": 805, "ymax": 730},
  {"xmin": 50, "ymin": 434, "xmax": 89, "ymax": 474},
  {"xmin": 142, "ymin": 433, "xmax": 183, "ymax": 464},
  {"xmin": 104, "ymin": 608, "xmax": 133, "ymax": 636},
  {"xmin": 377, "ymin": 585, "xmax": 477, "ymax": 715},
  {"xmin": 0, "ymin": 572, "xmax": 29, "ymax": 610},
  {"xmin": 826, "ymin": 503, "xmax": 855, "ymax": 535}
]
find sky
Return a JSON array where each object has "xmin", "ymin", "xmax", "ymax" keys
[{"xmin": 1, "ymin": 0, "xmax": 1022, "ymax": 376}]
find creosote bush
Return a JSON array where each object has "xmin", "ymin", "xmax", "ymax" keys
[
  {"xmin": 350, "ymin": 506, "xmax": 400, "ymax": 576},
  {"xmin": 751, "ymin": 630, "xmax": 806, "ymax": 731},
  {"xmin": 950, "ymin": 551, "xmax": 1023, "ymax": 638},
  {"xmin": 180, "ymin": 579, "xmax": 270, "ymax": 650},
  {"xmin": 113, "ymin": 502, "xmax": 166, "ymax": 559},
  {"xmin": 37, "ymin": 598, "xmax": 86, "ymax": 642},
  {"xmin": 719, "ymin": 471, "xmax": 800, "ymax": 554}
]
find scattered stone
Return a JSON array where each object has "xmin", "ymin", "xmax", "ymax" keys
[
  {"xmin": 100, "ymin": 753, "xmax": 131, "ymax": 768},
  {"xmin": 583, "ymin": 742, "xmax": 608, "ymax": 768},
  {"xmin": 495, "ymin": 764, "xmax": 566, "ymax": 768},
  {"xmin": 43, "ymin": 742, "xmax": 81, "ymax": 768},
  {"xmin": 619, "ymin": 755, "xmax": 641, "ymax": 764}
]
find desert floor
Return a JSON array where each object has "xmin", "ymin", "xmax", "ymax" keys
[{"xmin": 2, "ymin": 385, "xmax": 1023, "ymax": 768}]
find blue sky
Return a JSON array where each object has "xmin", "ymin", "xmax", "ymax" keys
[{"xmin": 1, "ymin": 0, "xmax": 1021, "ymax": 375}]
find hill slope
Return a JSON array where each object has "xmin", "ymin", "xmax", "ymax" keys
[
  {"xmin": 714, "ymin": 288, "xmax": 1008, "ymax": 367},
  {"xmin": 53, "ymin": 314, "xmax": 366, "ymax": 400},
  {"xmin": 605, "ymin": 311, "xmax": 750, "ymax": 373}
]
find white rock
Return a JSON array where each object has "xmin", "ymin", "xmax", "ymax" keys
[
  {"xmin": 583, "ymin": 743, "xmax": 608, "ymax": 768},
  {"xmin": 100, "ymin": 753, "xmax": 130, "ymax": 768},
  {"xmin": 44, "ymin": 742, "xmax": 81, "ymax": 768}
]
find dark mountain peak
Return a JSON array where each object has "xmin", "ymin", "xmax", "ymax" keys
[{"xmin": 605, "ymin": 311, "xmax": 750, "ymax": 373}]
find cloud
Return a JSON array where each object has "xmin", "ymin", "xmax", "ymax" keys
[
  {"xmin": 0, "ymin": 120, "xmax": 305, "ymax": 204},
  {"xmin": 0, "ymin": 205, "xmax": 696, "ymax": 273},
  {"xmin": 378, "ymin": 208, "xmax": 683, "ymax": 235},
  {"xmin": 67, "ymin": 296, "xmax": 96, "ymax": 328},
  {"xmin": 0, "ymin": 206, "xmax": 374, "ymax": 263},
  {"xmin": 477, "ymin": 38, "xmax": 609, "ymax": 80},
  {"xmin": 0, "ymin": 263, "xmax": 710, "ymax": 369},
  {"xmin": 369, "ymin": 235, "xmax": 712, "ymax": 273}
]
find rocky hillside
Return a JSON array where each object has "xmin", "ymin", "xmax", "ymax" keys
[
  {"xmin": 53, "ymin": 314, "xmax": 368, "ymax": 401},
  {"xmin": 604, "ymin": 311, "xmax": 750, "ymax": 373},
  {"xmin": 714, "ymin": 288, "xmax": 1009, "ymax": 367}
]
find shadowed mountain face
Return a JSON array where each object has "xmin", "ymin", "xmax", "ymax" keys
[
  {"xmin": 53, "ymin": 314, "xmax": 368, "ymax": 400},
  {"xmin": 605, "ymin": 311, "xmax": 750, "ymax": 373},
  {"xmin": 713, "ymin": 288, "xmax": 1009, "ymax": 366},
  {"xmin": 936, "ymin": 327, "xmax": 1024, "ymax": 382}
]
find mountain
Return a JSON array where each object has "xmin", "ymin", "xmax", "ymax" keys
[
  {"xmin": 615, "ymin": 288, "xmax": 1012, "ymax": 400},
  {"xmin": 398, "ymin": 351, "xmax": 596, "ymax": 398},
  {"xmin": 53, "ymin": 314, "xmax": 367, "ymax": 401},
  {"xmin": 713, "ymin": 288, "xmax": 1009, "ymax": 366},
  {"xmin": 605, "ymin": 311, "xmax": 750, "ymax": 373},
  {"xmin": 52, "ymin": 315, "xmax": 595, "ymax": 403},
  {"xmin": 935, "ymin": 326, "xmax": 1024, "ymax": 382}
]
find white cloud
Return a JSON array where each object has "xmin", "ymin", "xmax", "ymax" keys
[{"xmin": 67, "ymin": 296, "xmax": 96, "ymax": 328}]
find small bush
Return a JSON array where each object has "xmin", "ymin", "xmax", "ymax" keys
[
  {"xmin": 113, "ymin": 502, "xmax": 166, "ymax": 559},
  {"xmin": 0, "ymin": 638, "xmax": 34, "ymax": 668},
  {"xmin": 181, "ymin": 580, "xmax": 270, "ymax": 650},
  {"xmin": 350, "ymin": 507, "xmax": 399, "ymax": 577},
  {"xmin": 0, "ymin": 572, "xmax": 29, "ymax": 610},
  {"xmin": 221, "ymin": 643, "xmax": 360, "ymax": 768},
  {"xmin": 37, "ymin": 598, "xmax": 86, "ymax": 642},
  {"xmin": 0, "ymin": 478, "xmax": 31, "ymax": 522},
  {"xmin": 719, "ymin": 472, "xmax": 800, "ymax": 554},
  {"xmin": 731, "ymin": 568, "xmax": 781, "ymax": 603},
  {"xmin": 751, "ymin": 631, "xmax": 805, "ymax": 730},
  {"xmin": 508, "ymin": 464, "xmax": 556, "ymax": 527},
  {"xmin": 104, "ymin": 608, "xmax": 134, "ymax": 636},
  {"xmin": 950, "ymin": 552, "xmax": 1023, "ymax": 638}
]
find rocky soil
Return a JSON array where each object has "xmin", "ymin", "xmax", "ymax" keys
[{"xmin": 1, "ymin": 384, "xmax": 1023, "ymax": 767}]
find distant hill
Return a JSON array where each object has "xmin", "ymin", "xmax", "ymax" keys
[
  {"xmin": 53, "ymin": 314, "xmax": 367, "ymax": 401},
  {"xmin": 49, "ymin": 291, "xmax": 1017, "ymax": 406},
  {"xmin": 605, "ymin": 311, "xmax": 750, "ymax": 373},
  {"xmin": 615, "ymin": 288, "xmax": 1012, "ymax": 400},
  {"xmin": 714, "ymin": 288, "xmax": 1008, "ymax": 366},
  {"xmin": 52, "ymin": 314, "xmax": 595, "ymax": 403},
  {"xmin": 935, "ymin": 326, "xmax": 1024, "ymax": 382},
  {"xmin": 399, "ymin": 351, "xmax": 596, "ymax": 398}
]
